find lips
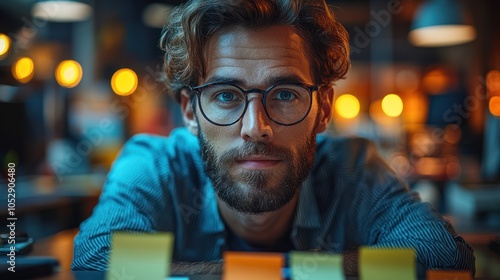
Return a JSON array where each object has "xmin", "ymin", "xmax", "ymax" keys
[{"xmin": 235, "ymin": 155, "xmax": 282, "ymax": 169}]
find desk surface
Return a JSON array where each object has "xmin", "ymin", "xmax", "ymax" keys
[
  {"xmin": 24, "ymin": 229, "xmax": 500, "ymax": 280},
  {"xmin": 30, "ymin": 271, "xmax": 500, "ymax": 280}
]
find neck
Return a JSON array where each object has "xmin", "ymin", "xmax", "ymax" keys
[{"xmin": 217, "ymin": 194, "xmax": 299, "ymax": 247}]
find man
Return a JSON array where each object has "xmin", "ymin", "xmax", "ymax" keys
[{"xmin": 72, "ymin": 0, "xmax": 475, "ymax": 275}]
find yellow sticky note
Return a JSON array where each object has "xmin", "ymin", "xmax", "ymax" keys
[
  {"xmin": 106, "ymin": 232, "xmax": 174, "ymax": 280},
  {"xmin": 359, "ymin": 247, "xmax": 416, "ymax": 280},
  {"xmin": 223, "ymin": 251, "xmax": 284, "ymax": 280},
  {"xmin": 427, "ymin": 270, "xmax": 472, "ymax": 280},
  {"xmin": 290, "ymin": 251, "xmax": 345, "ymax": 280}
]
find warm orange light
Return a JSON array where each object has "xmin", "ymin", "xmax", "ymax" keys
[
  {"xmin": 402, "ymin": 92, "xmax": 428, "ymax": 128},
  {"xmin": 369, "ymin": 100, "xmax": 383, "ymax": 123},
  {"xmin": 444, "ymin": 124, "xmax": 461, "ymax": 144},
  {"xmin": 0, "ymin": 34, "xmax": 11, "ymax": 57},
  {"xmin": 489, "ymin": 96, "xmax": 500, "ymax": 117},
  {"xmin": 55, "ymin": 60, "xmax": 83, "ymax": 88},
  {"xmin": 395, "ymin": 69, "xmax": 420, "ymax": 93},
  {"xmin": 12, "ymin": 57, "xmax": 34, "ymax": 83},
  {"xmin": 111, "ymin": 68, "xmax": 138, "ymax": 96},
  {"xmin": 335, "ymin": 94, "xmax": 360, "ymax": 119},
  {"xmin": 487, "ymin": 70, "xmax": 500, "ymax": 95},
  {"xmin": 381, "ymin": 94, "xmax": 403, "ymax": 117},
  {"xmin": 415, "ymin": 157, "xmax": 444, "ymax": 176},
  {"xmin": 422, "ymin": 68, "xmax": 451, "ymax": 94}
]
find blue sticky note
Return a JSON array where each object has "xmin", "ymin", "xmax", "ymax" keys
[{"xmin": 290, "ymin": 251, "xmax": 345, "ymax": 280}]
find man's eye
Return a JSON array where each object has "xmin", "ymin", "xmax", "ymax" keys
[
  {"xmin": 215, "ymin": 92, "xmax": 238, "ymax": 102},
  {"xmin": 274, "ymin": 90, "xmax": 296, "ymax": 101}
]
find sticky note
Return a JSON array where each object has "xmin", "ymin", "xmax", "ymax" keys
[
  {"xmin": 223, "ymin": 251, "xmax": 284, "ymax": 280},
  {"xmin": 106, "ymin": 232, "xmax": 174, "ymax": 280},
  {"xmin": 290, "ymin": 251, "xmax": 345, "ymax": 280},
  {"xmin": 427, "ymin": 270, "xmax": 472, "ymax": 280},
  {"xmin": 359, "ymin": 247, "xmax": 416, "ymax": 280}
]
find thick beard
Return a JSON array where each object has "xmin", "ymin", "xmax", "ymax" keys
[{"xmin": 198, "ymin": 128, "xmax": 317, "ymax": 215}]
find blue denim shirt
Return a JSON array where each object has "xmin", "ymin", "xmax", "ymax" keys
[{"xmin": 72, "ymin": 128, "xmax": 474, "ymax": 272}]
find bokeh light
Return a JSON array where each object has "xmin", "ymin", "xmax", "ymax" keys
[
  {"xmin": 489, "ymin": 96, "xmax": 500, "ymax": 117},
  {"xmin": 381, "ymin": 94, "xmax": 403, "ymax": 117},
  {"xmin": 55, "ymin": 60, "xmax": 83, "ymax": 88},
  {"xmin": 335, "ymin": 94, "xmax": 360, "ymax": 119},
  {"xmin": 487, "ymin": 70, "xmax": 500, "ymax": 95},
  {"xmin": 12, "ymin": 57, "xmax": 34, "ymax": 83},
  {"xmin": 32, "ymin": 1, "xmax": 93, "ymax": 22},
  {"xmin": 111, "ymin": 68, "xmax": 138, "ymax": 96},
  {"xmin": 444, "ymin": 124, "xmax": 461, "ymax": 144},
  {"xmin": 369, "ymin": 100, "xmax": 384, "ymax": 124},
  {"xmin": 0, "ymin": 34, "xmax": 11, "ymax": 57},
  {"xmin": 422, "ymin": 67, "xmax": 455, "ymax": 95},
  {"xmin": 395, "ymin": 69, "xmax": 420, "ymax": 93}
]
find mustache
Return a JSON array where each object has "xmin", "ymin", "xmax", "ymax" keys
[{"xmin": 218, "ymin": 142, "xmax": 294, "ymax": 163}]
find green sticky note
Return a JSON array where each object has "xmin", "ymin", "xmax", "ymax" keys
[
  {"xmin": 106, "ymin": 232, "xmax": 174, "ymax": 280},
  {"xmin": 290, "ymin": 251, "xmax": 345, "ymax": 280},
  {"xmin": 359, "ymin": 247, "xmax": 416, "ymax": 280}
]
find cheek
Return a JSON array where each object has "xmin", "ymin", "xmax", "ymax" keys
[
  {"xmin": 199, "ymin": 121, "xmax": 236, "ymax": 151},
  {"xmin": 272, "ymin": 107, "xmax": 319, "ymax": 136},
  {"xmin": 295, "ymin": 110, "xmax": 320, "ymax": 135},
  {"xmin": 275, "ymin": 123, "xmax": 316, "ymax": 150}
]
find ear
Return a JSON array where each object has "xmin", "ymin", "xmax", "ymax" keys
[
  {"xmin": 180, "ymin": 88, "xmax": 199, "ymax": 135},
  {"xmin": 315, "ymin": 85, "xmax": 334, "ymax": 134}
]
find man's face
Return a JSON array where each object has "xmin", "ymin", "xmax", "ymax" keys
[{"xmin": 183, "ymin": 25, "xmax": 331, "ymax": 214}]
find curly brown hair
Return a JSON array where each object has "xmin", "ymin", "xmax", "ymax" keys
[{"xmin": 159, "ymin": 0, "xmax": 350, "ymax": 102}]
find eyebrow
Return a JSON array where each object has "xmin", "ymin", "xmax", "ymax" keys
[
  {"xmin": 204, "ymin": 76, "xmax": 244, "ymax": 86},
  {"xmin": 204, "ymin": 75, "xmax": 311, "ymax": 88}
]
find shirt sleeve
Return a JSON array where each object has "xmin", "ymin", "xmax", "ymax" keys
[
  {"xmin": 354, "ymin": 141, "xmax": 475, "ymax": 274},
  {"xmin": 71, "ymin": 134, "xmax": 174, "ymax": 271}
]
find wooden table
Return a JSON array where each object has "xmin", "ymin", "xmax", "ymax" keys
[
  {"xmin": 30, "ymin": 228, "xmax": 80, "ymax": 271},
  {"xmin": 28, "ymin": 229, "xmax": 500, "ymax": 279}
]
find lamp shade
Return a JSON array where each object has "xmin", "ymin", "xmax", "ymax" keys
[
  {"xmin": 142, "ymin": 3, "xmax": 173, "ymax": 29},
  {"xmin": 32, "ymin": 0, "xmax": 93, "ymax": 22},
  {"xmin": 409, "ymin": 0, "xmax": 476, "ymax": 47}
]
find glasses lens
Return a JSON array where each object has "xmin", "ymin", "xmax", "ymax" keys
[
  {"xmin": 266, "ymin": 84, "xmax": 312, "ymax": 125},
  {"xmin": 199, "ymin": 84, "xmax": 246, "ymax": 125}
]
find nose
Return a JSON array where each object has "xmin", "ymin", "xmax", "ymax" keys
[{"xmin": 240, "ymin": 95, "xmax": 273, "ymax": 142}]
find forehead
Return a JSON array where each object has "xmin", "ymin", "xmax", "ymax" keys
[{"xmin": 203, "ymin": 25, "xmax": 314, "ymax": 87}]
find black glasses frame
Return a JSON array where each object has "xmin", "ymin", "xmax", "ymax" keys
[{"xmin": 190, "ymin": 82, "xmax": 319, "ymax": 126}]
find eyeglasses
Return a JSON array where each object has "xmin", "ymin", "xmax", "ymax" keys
[{"xmin": 190, "ymin": 82, "xmax": 319, "ymax": 126}]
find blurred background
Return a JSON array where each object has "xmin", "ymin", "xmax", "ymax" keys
[{"xmin": 0, "ymin": 0, "xmax": 499, "ymax": 274}]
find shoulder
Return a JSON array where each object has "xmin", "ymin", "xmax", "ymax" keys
[
  {"xmin": 123, "ymin": 127, "xmax": 199, "ymax": 154},
  {"xmin": 309, "ymin": 134, "xmax": 416, "ymax": 226},
  {"xmin": 119, "ymin": 127, "xmax": 199, "ymax": 162},
  {"xmin": 107, "ymin": 128, "xmax": 202, "ymax": 183},
  {"xmin": 313, "ymin": 133, "xmax": 404, "ymax": 192},
  {"xmin": 315, "ymin": 133, "xmax": 385, "ymax": 172}
]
